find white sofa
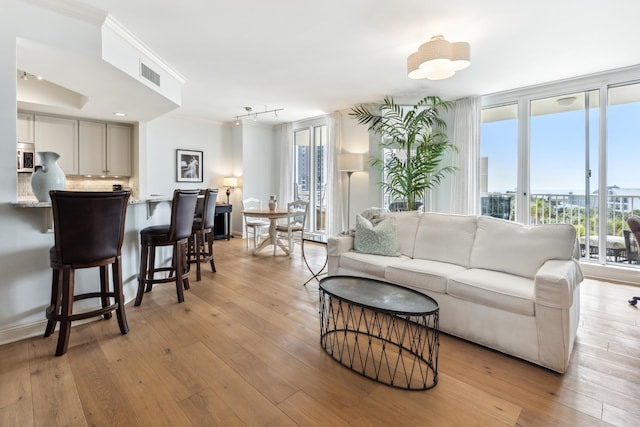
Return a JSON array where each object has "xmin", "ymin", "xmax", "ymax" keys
[{"xmin": 327, "ymin": 212, "xmax": 584, "ymax": 373}]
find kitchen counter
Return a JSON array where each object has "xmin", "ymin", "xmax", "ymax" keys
[
  {"xmin": 12, "ymin": 195, "xmax": 172, "ymax": 208},
  {"xmin": 11, "ymin": 195, "xmax": 174, "ymax": 231}
]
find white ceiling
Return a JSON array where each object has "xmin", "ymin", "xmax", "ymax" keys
[{"xmin": 18, "ymin": 0, "xmax": 640, "ymax": 125}]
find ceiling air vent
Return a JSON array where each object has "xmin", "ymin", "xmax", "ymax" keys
[{"xmin": 140, "ymin": 62, "xmax": 161, "ymax": 87}]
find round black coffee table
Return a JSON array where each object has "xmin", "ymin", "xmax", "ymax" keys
[{"xmin": 319, "ymin": 275, "xmax": 439, "ymax": 390}]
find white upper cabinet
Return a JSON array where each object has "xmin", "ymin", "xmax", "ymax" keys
[
  {"xmin": 34, "ymin": 115, "xmax": 79, "ymax": 175},
  {"xmin": 78, "ymin": 120, "xmax": 107, "ymax": 175},
  {"xmin": 106, "ymin": 124, "xmax": 132, "ymax": 177},
  {"xmin": 17, "ymin": 113, "xmax": 34, "ymax": 143},
  {"xmin": 78, "ymin": 121, "xmax": 132, "ymax": 177}
]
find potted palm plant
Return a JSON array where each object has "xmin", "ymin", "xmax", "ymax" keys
[{"xmin": 350, "ymin": 96, "xmax": 456, "ymax": 211}]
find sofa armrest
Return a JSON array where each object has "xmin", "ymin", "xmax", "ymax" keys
[
  {"xmin": 327, "ymin": 234, "xmax": 354, "ymax": 256},
  {"xmin": 534, "ymin": 259, "xmax": 583, "ymax": 309},
  {"xmin": 327, "ymin": 234, "xmax": 354, "ymax": 276}
]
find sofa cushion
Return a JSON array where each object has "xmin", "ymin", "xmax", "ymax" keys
[
  {"xmin": 386, "ymin": 259, "xmax": 468, "ymax": 294},
  {"xmin": 385, "ymin": 211, "xmax": 422, "ymax": 257},
  {"xmin": 354, "ymin": 215, "xmax": 399, "ymax": 256},
  {"xmin": 470, "ymin": 216, "xmax": 576, "ymax": 279},
  {"xmin": 412, "ymin": 213, "xmax": 478, "ymax": 268},
  {"xmin": 339, "ymin": 251, "xmax": 410, "ymax": 278},
  {"xmin": 447, "ymin": 269, "xmax": 535, "ymax": 316}
]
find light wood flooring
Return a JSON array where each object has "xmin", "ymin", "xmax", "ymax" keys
[{"xmin": 1, "ymin": 238, "xmax": 639, "ymax": 426}]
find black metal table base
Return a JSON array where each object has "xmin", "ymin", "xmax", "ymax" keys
[{"xmin": 319, "ymin": 291, "xmax": 439, "ymax": 390}]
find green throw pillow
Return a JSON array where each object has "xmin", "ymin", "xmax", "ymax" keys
[{"xmin": 354, "ymin": 214, "xmax": 399, "ymax": 256}]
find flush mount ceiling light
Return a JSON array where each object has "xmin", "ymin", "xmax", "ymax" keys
[
  {"xmin": 407, "ymin": 35, "xmax": 471, "ymax": 80},
  {"xmin": 234, "ymin": 105, "xmax": 284, "ymax": 125},
  {"xmin": 557, "ymin": 96, "xmax": 577, "ymax": 106}
]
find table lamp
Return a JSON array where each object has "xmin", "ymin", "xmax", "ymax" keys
[
  {"xmin": 223, "ymin": 177, "xmax": 237, "ymax": 204},
  {"xmin": 337, "ymin": 153, "xmax": 364, "ymax": 231}
]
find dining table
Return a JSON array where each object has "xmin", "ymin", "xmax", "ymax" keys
[{"xmin": 241, "ymin": 208, "xmax": 292, "ymax": 256}]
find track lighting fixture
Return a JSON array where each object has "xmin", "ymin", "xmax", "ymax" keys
[{"xmin": 234, "ymin": 105, "xmax": 284, "ymax": 123}]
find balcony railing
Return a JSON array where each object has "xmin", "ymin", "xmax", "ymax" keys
[{"xmin": 481, "ymin": 192, "xmax": 640, "ymax": 263}]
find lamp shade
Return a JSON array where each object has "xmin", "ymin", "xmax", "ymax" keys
[
  {"xmin": 223, "ymin": 177, "xmax": 238, "ymax": 187},
  {"xmin": 337, "ymin": 153, "xmax": 364, "ymax": 172}
]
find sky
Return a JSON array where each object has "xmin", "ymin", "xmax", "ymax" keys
[{"xmin": 481, "ymin": 100, "xmax": 640, "ymax": 195}]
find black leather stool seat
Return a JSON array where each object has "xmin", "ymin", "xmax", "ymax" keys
[{"xmin": 136, "ymin": 189, "xmax": 199, "ymax": 305}]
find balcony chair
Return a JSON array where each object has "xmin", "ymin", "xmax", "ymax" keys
[
  {"xmin": 627, "ymin": 216, "xmax": 640, "ymax": 306},
  {"xmin": 623, "ymin": 230, "xmax": 639, "ymax": 264},
  {"xmin": 241, "ymin": 198, "xmax": 269, "ymax": 249},
  {"xmin": 276, "ymin": 199, "xmax": 309, "ymax": 255},
  {"xmin": 188, "ymin": 188, "xmax": 219, "ymax": 281},
  {"xmin": 45, "ymin": 190, "xmax": 130, "ymax": 356},
  {"xmin": 136, "ymin": 189, "xmax": 199, "ymax": 306}
]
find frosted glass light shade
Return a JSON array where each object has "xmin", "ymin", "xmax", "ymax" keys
[
  {"xmin": 407, "ymin": 35, "xmax": 470, "ymax": 80},
  {"xmin": 450, "ymin": 41, "xmax": 471, "ymax": 71}
]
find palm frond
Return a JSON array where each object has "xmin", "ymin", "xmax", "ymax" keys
[{"xmin": 350, "ymin": 95, "xmax": 457, "ymax": 209}]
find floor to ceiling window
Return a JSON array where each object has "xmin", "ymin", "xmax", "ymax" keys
[
  {"xmin": 480, "ymin": 103, "xmax": 518, "ymax": 220},
  {"xmin": 480, "ymin": 70, "xmax": 640, "ymax": 267},
  {"xmin": 293, "ymin": 121, "xmax": 327, "ymax": 235}
]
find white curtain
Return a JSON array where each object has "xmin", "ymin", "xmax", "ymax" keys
[
  {"xmin": 278, "ymin": 122, "xmax": 294, "ymax": 205},
  {"xmin": 326, "ymin": 112, "xmax": 343, "ymax": 236},
  {"xmin": 451, "ymin": 96, "xmax": 481, "ymax": 214}
]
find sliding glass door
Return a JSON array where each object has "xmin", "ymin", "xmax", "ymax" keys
[
  {"xmin": 529, "ymin": 91, "xmax": 599, "ymax": 259},
  {"xmin": 607, "ymin": 83, "xmax": 640, "ymax": 264},
  {"xmin": 293, "ymin": 122, "xmax": 327, "ymax": 236}
]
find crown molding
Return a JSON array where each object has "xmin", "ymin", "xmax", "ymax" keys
[{"xmin": 103, "ymin": 15, "xmax": 186, "ymax": 85}]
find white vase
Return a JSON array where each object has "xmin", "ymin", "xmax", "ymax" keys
[
  {"xmin": 268, "ymin": 197, "xmax": 277, "ymax": 210},
  {"xmin": 31, "ymin": 152, "xmax": 66, "ymax": 203}
]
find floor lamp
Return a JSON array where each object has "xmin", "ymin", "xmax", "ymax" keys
[{"xmin": 338, "ymin": 153, "xmax": 364, "ymax": 231}]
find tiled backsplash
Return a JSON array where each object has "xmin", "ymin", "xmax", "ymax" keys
[{"xmin": 17, "ymin": 173, "xmax": 133, "ymax": 201}]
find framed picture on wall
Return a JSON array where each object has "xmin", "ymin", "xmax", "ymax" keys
[{"xmin": 176, "ymin": 149, "xmax": 203, "ymax": 182}]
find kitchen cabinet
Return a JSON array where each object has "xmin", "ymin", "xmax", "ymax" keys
[
  {"xmin": 78, "ymin": 121, "xmax": 132, "ymax": 176},
  {"xmin": 78, "ymin": 120, "xmax": 106, "ymax": 175},
  {"xmin": 106, "ymin": 124, "xmax": 132, "ymax": 176},
  {"xmin": 17, "ymin": 113, "xmax": 34, "ymax": 143},
  {"xmin": 34, "ymin": 115, "xmax": 78, "ymax": 175}
]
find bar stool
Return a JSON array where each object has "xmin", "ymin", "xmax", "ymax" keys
[
  {"xmin": 44, "ymin": 190, "xmax": 131, "ymax": 356},
  {"xmin": 188, "ymin": 188, "xmax": 219, "ymax": 281},
  {"xmin": 135, "ymin": 189, "xmax": 199, "ymax": 305}
]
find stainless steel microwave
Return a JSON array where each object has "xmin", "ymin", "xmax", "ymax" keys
[{"xmin": 17, "ymin": 142, "xmax": 35, "ymax": 172}]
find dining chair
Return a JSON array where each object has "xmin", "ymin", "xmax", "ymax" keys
[
  {"xmin": 188, "ymin": 188, "xmax": 219, "ymax": 281},
  {"xmin": 627, "ymin": 216, "xmax": 640, "ymax": 306},
  {"xmin": 276, "ymin": 199, "xmax": 309, "ymax": 255},
  {"xmin": 241, "ymin": 198, "xmax": 269, "ymax": 249},
  {"xmin": 45, "ymin": 190, "xmax": 130, "ymax": 356},
  {"xmin": 136, "ymin": 189, "xmax": 199, "ymax": 306}
]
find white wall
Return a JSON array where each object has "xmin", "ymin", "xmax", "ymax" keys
[
  {"xmin": 144, "ymin": 115, "xmax": 230, "ymax": 199},
  {"xmin": 226, "ymin": 121, "xmax": 278, "ymax": 236}
]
